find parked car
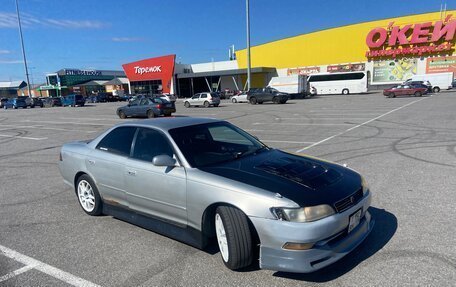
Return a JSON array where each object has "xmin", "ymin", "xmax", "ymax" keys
[
  {"xmin": 159, "ymin": 93, "xmax": 177, "ymax": 103},
  {"xmin": 0, "ymin": 98, "xmax": 9, "ymax": 108},
  {"xmin": 222, "ymin": 88, "xmax": 235, "ymax": 99},
  {"xmin": 2, "ymin": 98, "xmax": 14, "ymax": 109},
  {"xmin": 184, "ymin": 92, "xmax": 220, "ymax": 108},
  {"xmin": 17, "ymin": 96, "xmax": 32, "ymax": 107},
  {"xmin": 94, "ymin": 92, "xmax": 109, "ymax": 103},
  {"xmin": 404, "ymin": 80, "xmax": 431, "ymax": 93},
  {"xmin": 117, "ymin": 97, "xmax": 175, "ymax": 119},
  {"xmin": 383, "ymin": 85, "xmax": 427, "ymax": 98},
  {"xmin": 452, "ymin": 79, "xmax": 456, "ymax": 88},
  {"xmin": 247, "ymin": 87, "xmax": 289, "ymax": 104},
  {"xmin": 58, "ymin": 117, "xmax": 373, "ymax": 273},
  {"xmin": 48, "ymin": 97, "xmax": 63, "ymax": 107},
  {"xmin": 231, "ymin": 92, "xmax": 248, "ymax": 103},
  {"xmin": 62, "ymin": 94, "xmax": 85, "ymax": 107},
  {"xmin": 10, "ymin": 98, "xmax": 28, "ymax": 109},
  {"xmin": 31, "ymin": 97, "xmax": 44, "ymax": 108}
]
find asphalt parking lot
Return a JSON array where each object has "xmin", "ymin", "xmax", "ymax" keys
[{"xmin": 1, "ymin": 91, "xmax": 455, "ymax": 286}]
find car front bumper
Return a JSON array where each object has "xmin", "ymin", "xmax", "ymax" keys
[{"xmin": 249, "ymin": 192, "xmax": 374, "ymax": 273}]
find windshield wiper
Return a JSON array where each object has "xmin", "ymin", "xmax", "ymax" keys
[{"xmin": 234, "ymin": 146, "xmax": 269, "ymax": 159}]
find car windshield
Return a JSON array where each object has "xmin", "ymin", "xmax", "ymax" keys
[{"xmin": 169, "ymin": 122, "xmax": 268, "ymax": 167}]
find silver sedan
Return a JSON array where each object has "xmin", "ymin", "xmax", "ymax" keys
[{"xmin": 58, "ymin": 117, "xmax": 373, "ymax": 273}]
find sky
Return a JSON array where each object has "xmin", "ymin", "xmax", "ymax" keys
[{"xmin": 0, "ymin": 0, "xmax": 454, "ymax": 83}]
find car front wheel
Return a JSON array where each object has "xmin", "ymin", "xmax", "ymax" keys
[
  {"xmin": 249, "ymin": 97, "xmax": 257, "ymax": 105},
  {"xmin": 184, "ymin": 101, "xmax": 190, "ymax": 108},
  {"xmin": 118, "ymin": 110, "xmax": 126, "ymax": 119},
  {"xmin": 76, "ymin": 175, "xmax": 102, "ymax": 216},
  {"xmin": 232, "ymin": 98, "xmax": 237, "ymax": 103},
  {"xmin": 215, "ymin": 206, "xmax": 253, "ymax": 270},
  {"xmin": 414, "ymin": 91, "xmax": 422, "ymax": 97}
]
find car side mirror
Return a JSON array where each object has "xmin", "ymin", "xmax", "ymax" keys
[{"xmin": 152, "ymin": 154, "xmax": 177, "ymax": 167}]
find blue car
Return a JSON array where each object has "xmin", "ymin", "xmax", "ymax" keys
[
  {"xmin": 4, "ymin": 98, "xmax": 28, "ymax": 109},
  {"xmin": 116, "ymin": 97, "xmax": 176, "ymax": 119},
  {"xmin": 62, "ymin": 94, "xmax": 85, "ymax": 107}
]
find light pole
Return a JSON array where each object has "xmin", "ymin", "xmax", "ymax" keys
[
  {"xmin": 15, "ymin": 0, "xmax": 32, "ymax": 97},
  {"xmin": 246, "ymin": 0, "xmax": 251, "ymax": 91}
]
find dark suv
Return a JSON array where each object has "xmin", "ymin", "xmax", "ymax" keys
[{"xmin": 246, "ymin": 87, "xmax": 288, "ymax": 104}]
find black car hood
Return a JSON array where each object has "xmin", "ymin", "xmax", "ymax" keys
[{"xmin": 199, "ymin": 149, "xmax": 362, "ymax": 207}]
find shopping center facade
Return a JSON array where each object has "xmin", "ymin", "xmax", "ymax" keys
[{"xmin": 120, "ymin": 11, "xmax": 455, "ymax": 97}]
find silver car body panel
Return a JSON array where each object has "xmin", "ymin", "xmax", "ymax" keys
[{"xmin": 58, "ymin": 117, "xmax": 373, "ymax": 273}]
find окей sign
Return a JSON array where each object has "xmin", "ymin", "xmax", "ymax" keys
[{"xmin": 365, "ymin": 15, "xmax": 455, "ymax": 58}]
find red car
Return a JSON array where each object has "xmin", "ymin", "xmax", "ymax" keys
[{"xmin": 383, "ymin": 85, "xmax": 427, "ymax": 98}]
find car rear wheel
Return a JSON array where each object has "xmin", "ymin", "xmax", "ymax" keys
[
  {"xmin": 432, "ymin": 87, "xmax": 440, "ymax": 93},
  {"xmin": 342, "ymin": 89, "xmax": 349, "ymax": 95},
  {"xmin": 76, "ymin": 175, "xmax": 102, "ymax": 216},
  {"xmin": 147, "ymin": 110, "xmax": 155, "ymax": 118},
  {"xmin": 272, "ymin": 96, "xmax": 279, "ymax": 104},
  {"xmin": 184, "ymin": 101, "xmax": 190, "ymax": 108},
  {"xmin": 118, "ymin": 110, "xmax": 126, "ymax": 119},
  {"xmin": 232, "ymin": 98, "xmax": 237, "ymax": 103},
  {"xmin": 249, "ymin": 97, "xmax": 257, "ymax": 105},
  {"xmin": 215, "ymin": 206, "xmax": 253, "ymax": 270},
  {"xmin": 414, "ymin": 91, "xmax": 422, "ymax": 97},
  {"xmin": 204, "ymin": 101, "xmax": 210, "ymax": 108},
  {"xmin": 388, "ymin": 93, "xmax": 395, "ymax": 98}
]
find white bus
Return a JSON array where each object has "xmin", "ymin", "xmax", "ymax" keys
[{"xmin": 307, "ymin": 71, "xmax": 368, "ymax": 95}]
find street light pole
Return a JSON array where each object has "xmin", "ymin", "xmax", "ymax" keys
[
  {"xmin": 246, "ymin": 0, "xmax": 251, "ymax": 91},
  {"xmin": 15, "ymin": 0, "xmax": 32, "ymax": 97}
]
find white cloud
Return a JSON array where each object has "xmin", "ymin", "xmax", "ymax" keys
[
  {"xmin": 111, "ymin": 37, "xmax": 144, "ymax": 42},
  {"xmin": 0, "ymin": 12, "xmax": 108, "ymax": 29},
  {"xmin": 0, "ymin": 50, "xmax": 11, "ymax": 54},
  {"xmin": 0, "ymin": 59, "xmax": 24, "ymax": 64}
]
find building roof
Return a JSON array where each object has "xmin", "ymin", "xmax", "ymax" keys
[
  {"xmin": 0, "ymin": 81, "xmax": 27, "ymax": 89},
  {"xmin": 176, "ymin": 67, "xmax": 276, "ymax": 79},
  {"xmin": 54, "ymin": 69, "xmax": 125, "ymax": 77},
  {"xmin": 74, "ymin": 80, "xmax": 109, "ymax": 87},
  {"xmin": 103, "ymin": 77, "xmax": 129, "ymax": 85}
]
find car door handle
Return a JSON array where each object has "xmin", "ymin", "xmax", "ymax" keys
[
  {"xmin": 88, "ymin": 159, "xmax": 95, "ymax": 165},
  {"xmin": 127, "ymin": 170, "xmax": 136, "ymax": 176}
]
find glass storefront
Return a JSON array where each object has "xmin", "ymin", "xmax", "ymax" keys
[{"xmin": 130, "ymin": 80, "xmax": 163, "ymax": 95}]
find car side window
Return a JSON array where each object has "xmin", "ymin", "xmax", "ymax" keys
[
  {"xmin": 200, "ymin": 94, "xmax": 207, "ymax": 98},
  {"xmin": 130, "ymin": 99, "xmax": 139, "ymax": 106},
  {"xmin": 140, "ymin": 98, "xmax": 148, "ymax": 105},
  {"xmin": 96, "ymin": 127, "xmax": 137, "ymax": 156},
  {"xmin": 191, "ymin": 94, "xmax": 199, "ymax": 99},
  {"xmin": 132, "ymin": 128, "xmax": 174, "ymax": 162}
]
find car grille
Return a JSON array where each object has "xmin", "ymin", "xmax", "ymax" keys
[{"xmin": 334, "ymin": 188, "xmax": 363, "ymax": 213}]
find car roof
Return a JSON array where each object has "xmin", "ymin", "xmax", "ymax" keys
[{"xmin": 116, "ymin": 117, "xmax": 223, "ymax": 131}]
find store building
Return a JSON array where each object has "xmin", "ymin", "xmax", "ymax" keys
[
  {"xmin": 122, "ymin": 11, "xmax": 455, "ymax": 97},
  {"xmin": 0, "ymin": 81, "xmax": 27, "ymax": 98},
  {"xmin": 42, "ymin": 69, "xmax": 125, "ymax": 97}
]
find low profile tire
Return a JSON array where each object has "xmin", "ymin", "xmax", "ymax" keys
[
  {"xmin": 215, "ymin": 206, "xmax": 253, "ymax": 270},
  {"xmin": 249, "ymin": 97, "xmax": 257, "ymax": 105},
  {"xmin": 184, "ymin": 101, "xmax": 190, "ymax": 108},
  {"xmin": 118, "ymin": 110, "xmax": 126, "ymax": 119},
  {"xmin": 76, "ymin": 175, "xmax": 102, "ymax": 216},
  {"xmin": 432, "ymin": 87, "xmax": 440, "ymax": 93},
  {"xmin": 414, "ymin": 91, "xmax": 422, "ymax": 97},
  {"xmin": 232, "ymin": 98, "xmax": 237, "ymax": 103},
  {"xmin": 204, "ymin": 101, "xmax": 210, "ymax": 108},
  {"xmin": 147, "ymin": 110, "xmax": 155, "ymax": 118},
  {"xmin": 342, "ymin": 89, "xmax": 349, "ymax": 95}
]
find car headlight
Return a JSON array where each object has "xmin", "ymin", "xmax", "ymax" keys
[
  {"xmin": 271, "ymin": 205, "xmax": 335, "ymax": 222},
  {"xmin": 361, "ymin": 176, "xmax": 370, "ymax": 195}
]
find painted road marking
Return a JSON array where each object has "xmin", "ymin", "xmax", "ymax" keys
[
  {"xmin": 297, "ymin": 97, "xmax": 427, "ymax": 152},
  {"xmin": 0, "ymin": 244, "xmax": 100, "ymax": 287},
  {"xmin": 0, "ymin": 124, "xmax": 97, "ymax": 133},
  {"xmin": 253, "ymin": 122, "xmax": 352, "ymax": 126},
  {"xmin": 261, "ymin": 140, "xmax": 316, "ymax": 144},
  {"xmin": 0, "ymin": 134, "xmax": 47, "ymax": 140},
  {"xmin": 0, "ymin": 265, "xmax": 36, "ymax": 283},
  {"xmin": 21, "ymin": 120, "xmax": 111, "ymax": 126}
]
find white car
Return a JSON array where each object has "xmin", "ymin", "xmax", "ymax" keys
[
  {"xmin": 184, "ymin": 92, "xmax": 220, "ymax": 108},
  {"xmin": 231, "ymin": 92, "xmax": 248, "ymax": 103},
  {"xmin": 160, "ymin": 93, "xmax": 177, "ymax": 103}
]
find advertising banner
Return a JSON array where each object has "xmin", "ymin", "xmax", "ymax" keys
[
  {"xmin": 426, "ymin": 56, "xmax": 456, "ymax": 74},
  {"xmin": 122, "ymin": 54, "xmax": 175, "ymax": 93},
  {"xmin": 373, "ymin": 59, "xmax": 417, "ymax": 82},
  {"xmin": 327, "ymin": 63, "xmax": 365, "ymax": 73},
  {"xmin": 287, "ymin": 66, "xmax": 320, "ymax": 76}
]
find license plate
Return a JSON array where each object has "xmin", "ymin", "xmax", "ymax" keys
[{"xmin": 348, "ymin": 208, "xmax": 362, "ymax": 233}]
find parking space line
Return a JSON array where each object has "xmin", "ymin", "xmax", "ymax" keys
[
  {"xmin": 0, "ymin": 124, "xmax": 97, "ymax": 133},
  {"xmin": 0, "ymin": 265, "xmax": 35, "ymax": 283},
  {"xmin": 297, "ymin": 97, "xmax": 427, "ymax": 152},
  {"xmin": 0, "ymin": 134, "xmax": 47, "ymax": 140},
  {"xmin": 0, "ymin": 244, "xmax": 100, "ymax": 287},
  {"xmin": 275, "ymin": 117, "xmax": 372, "ymax": 120},
  {"xmin": 253, "ymin": 122, "xmax": 352, "ymax": 126},
  {"xmin": 261, "ymin": 140, "xmax": 316, "ymax": 144},
  {"xmin": 21, "ymin": 120, "xmax": 111, "ymax": 126}
]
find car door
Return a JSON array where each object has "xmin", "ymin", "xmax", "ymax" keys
[
  {"xmin": 199, "ymin": 93, "xmax": 208, "ymax": 105},
  {"xmin": 86, "ymin": 126, "xmax": 137, "ymax": 207},
  {"xmin": 127, "ymin": 99, "xmax": 140, "ymax": 116},
  {"xmin": 138, "ymin": 98, "xmax": 150, "ymax": 116},
  {"xmin": 190, "ymin": 94, "xmax": 200, "ymax": 106},
  {"xmin": 125, "ymin": 127, "xmax": 187, "ymax": 226}
]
